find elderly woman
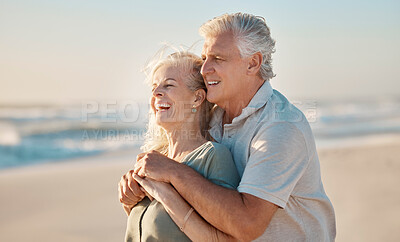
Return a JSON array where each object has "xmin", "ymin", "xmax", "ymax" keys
[{"xmin": 119, "ymin": 51, "xmax": 240, "ymax": 241}]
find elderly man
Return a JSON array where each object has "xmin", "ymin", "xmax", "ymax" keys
[{"xmin": 120, "ymin": 13, "xmax": 336, "ymax": 241}]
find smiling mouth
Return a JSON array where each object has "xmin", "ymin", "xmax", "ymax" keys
[
  {"xmin": 155, "ymin": 103, "xmax": 171, "ymax": 112},
  {"xmin": 207, "ymin": 81, "xmax": 221, "ymax": 86}
]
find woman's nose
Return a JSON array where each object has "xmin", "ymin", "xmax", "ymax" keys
[{"xmin": 152, "ymin": 85, "xmax": 163, "ymax": 97}]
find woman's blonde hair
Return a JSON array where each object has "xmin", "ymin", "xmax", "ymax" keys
[{"xmin": 141, "ymin": 50, "xmax": 214, "ymax": 155}]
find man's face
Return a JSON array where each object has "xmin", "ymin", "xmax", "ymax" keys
[{"xmin": 201, "ymin": 31, "xmax": 250, "ymax": 109}]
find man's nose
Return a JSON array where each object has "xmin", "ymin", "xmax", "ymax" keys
[{"xmin": 201, "ymin": 59, "xmax": 214, "ymax": 76}]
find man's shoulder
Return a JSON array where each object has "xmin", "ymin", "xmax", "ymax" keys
[
  {"xmin": 262, "ymin": 90, "xmax": 305, "ymax": 120},
  {"xmin": 256, "ymin": 90, "xmax": 311, "ymax": 132},
  {"xmin": 250, "ymin": 90, "xmax": 315, "ymax": 149}
]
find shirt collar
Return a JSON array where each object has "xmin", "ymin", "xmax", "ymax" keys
[
  {"xmin": 231, "ymin": 80, "xmax": 273, "ymax": 123},
  {"xmin": 209, "ymin": 81, "xmax": 273, "ymax": 140}
]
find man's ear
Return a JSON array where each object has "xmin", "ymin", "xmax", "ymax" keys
[
  {"xmin": 193, "ymin": 89, "xmax": 206, "ymax": 108},
  {"xmin": 247, "ymin": 52, "xmax": 263, "ymax": 76}
]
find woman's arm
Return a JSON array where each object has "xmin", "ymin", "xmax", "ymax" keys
[{"xmin": 133, "ymin": 174, "xmax": 237, "ymax": 242}]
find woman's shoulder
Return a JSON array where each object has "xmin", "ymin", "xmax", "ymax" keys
[
  {"xmin": 203, "ymin": 142, "xmax": 240, "ymax": 189},
  {"xmin": 206, "ymin": 141, "xmax": 233, "ymax": 158},
  {"xmin": 183, "ymin": 141, "xmax": 240, "ymax": 189},
  {"xmin": 197, "ymin": 142, "xmax": 236, "ymax": 170},
  {"xmin": 184, "ymin": 141, "xmax": 234, "ymax": 167}
]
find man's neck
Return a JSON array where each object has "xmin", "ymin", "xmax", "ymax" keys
[
  {"xmin": 222, "ymin": 105, "xmax": 245, "ymax": 125},
  {"xmin": 222, "ymin": 79, "xmax": 265, "ymax": 124}
]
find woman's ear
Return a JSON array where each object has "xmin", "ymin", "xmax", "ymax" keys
[
  {"xmin": 193, "ymin": 89, "xmax": 206, "ymax": 108},
  {"xmin": 247, "ymin": 52, "xmax": 263, "ymax": 76}
]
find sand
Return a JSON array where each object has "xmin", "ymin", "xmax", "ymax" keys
[
  {"xmin": 319, "ymin": 140, "xmax": 400, "ymax": 242},
  {"xmin": 1, "ymin": 140, "xmax": 399, "ymax": 242},
  {"xmin": 0, "ymin": 149, "xmax": 138, "ymax": 242}
]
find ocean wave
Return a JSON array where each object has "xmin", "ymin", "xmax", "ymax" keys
[
  {"xmin": 0, "ymin": 104, "xmax": 148, "ymax": 169},
  {"xmin": 0, "ymin": 122, "xmax": 21, "ymax": 146},
  {"xmin": 1, "ymin": 98, "xmax": 399, "ymax": 169}
]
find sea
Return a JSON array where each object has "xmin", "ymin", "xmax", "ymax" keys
[{"xmin": 1, "ymin": 97, "xmax": 399, "ymax": 170}]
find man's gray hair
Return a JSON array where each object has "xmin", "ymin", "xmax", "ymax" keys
[{"xmin": 199, "ymin": 12, "xmax": 276, "ymax": 81}]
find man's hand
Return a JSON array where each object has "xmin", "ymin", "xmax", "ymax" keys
[
  {"xmin": 118, "ymin": 170, "xmax": 146, "ymax": 215},
  {"xmin": 134, "ymin": 150, "xmax": 180, "ymax": 183}
]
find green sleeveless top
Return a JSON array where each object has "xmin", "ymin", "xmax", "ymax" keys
[{"xmin": 125, "ymin": 141, "xmax": 240, "ymax": 242}]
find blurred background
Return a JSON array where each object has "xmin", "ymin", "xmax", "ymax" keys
[{"xmin": 0, "ymin": 0, "xmax": 399, "ymax": 241}]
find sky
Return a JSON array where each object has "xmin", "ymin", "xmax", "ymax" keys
[{"xmin": 0, "ymin": 0, "xmax": 399, "ymax": 105}]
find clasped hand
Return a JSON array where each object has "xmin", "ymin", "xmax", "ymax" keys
[{"xmin": 118, "ymin": 150, "xmax": 177, "ymax": 215}]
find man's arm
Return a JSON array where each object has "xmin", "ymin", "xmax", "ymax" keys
[
  {"xmin": 132, "ymin": 174, "xmax": 237, "ymax": 241},
  {"xmin": 170, "ymin": 163, "xmax": 278, "ymax": 241},
  {"xmin": 135, "ymin": 151, "xmax": 278, "ymax": 241}
]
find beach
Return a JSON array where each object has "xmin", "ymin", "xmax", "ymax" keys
[
  {"xmin": 0, "ymin": 149, "xmax": 138, "ymax": 242},
  {"xmin": 1, "ymin": 140, "xmax": 399, "ymax": 242},
  {"xmin": 319, "ymin": 138, "xmax": 400, "ymax": 242}
]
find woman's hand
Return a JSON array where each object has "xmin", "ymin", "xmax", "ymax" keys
[
  {"xmin": 132, "ymin": 173, "xmax": 174, "ymax": 203},
  {"xmin": 118, "ymin": 170, "xmax": 146, "ymax": 215}
]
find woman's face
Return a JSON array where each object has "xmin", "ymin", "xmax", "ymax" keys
[{"xmin": 151, "ymin": 64, "xmax": 197, "ymax": 129}]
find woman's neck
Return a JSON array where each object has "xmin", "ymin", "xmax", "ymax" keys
[{"xmin": 166, "ymin": 128, "xmax": 207, "ymax": 162}]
